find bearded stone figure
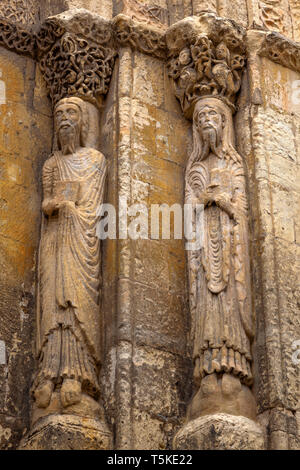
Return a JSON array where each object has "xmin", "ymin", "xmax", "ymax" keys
[
  {"xmin": 32, "ymin": 97, "xmax": 107, "ymax": 418},
  {"xmin": 185, "ymin": 97, "xmax": 256, "ymax": 421}
]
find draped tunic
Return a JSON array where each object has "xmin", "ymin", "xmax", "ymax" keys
[
  {"xmin": 37, "ymin": 148, "xmax": 107, "ymax": 366},
  {"xmin": 186, "ymin": 150, "xmax": 254, "ymax": 385}
]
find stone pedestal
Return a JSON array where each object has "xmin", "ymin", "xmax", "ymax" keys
[
  {"xmin": 173, "ymin": 414, "xmax": 265, "ymax": 450},
  {"xmin": 19, "ymin": 414, "xmax": 112, "ymax": 450}
]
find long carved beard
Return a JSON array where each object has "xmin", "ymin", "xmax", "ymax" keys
[
  {"xmin": 200, "ymin": 127, "xmax": 222, "ymax": 160},
  {"xmin": 58, "ymin": 125, "xmax": 80, "ymax": 155}
]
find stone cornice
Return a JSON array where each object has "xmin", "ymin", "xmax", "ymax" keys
[
  {"xmin": 112, "ymin": 14, "xmax": 166, "ymax": 60},
  {"xmin": 259, "ymin": 31, "xmax": 300, "ymax": 74},
  {"xmin": 1, "ymin": 9, "xmax": 300, "ymax": 109}
]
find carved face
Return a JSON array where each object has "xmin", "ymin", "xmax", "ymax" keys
[
  {"xmin": 215, "ymin": 43, "xmax": 228, "ymax": 61},
  {"xmin": 179, "ymin": 48, "xmax": 191, "ymax": 66},
  {"xmin": 55, "ymin": 102, "xmax": 82, "ymax": 149},
  {"xmin": 195, "ymin": 105, "xmax": 224, "ymax": 138},
  {"xmin": 179, "ymin": 68, "xmax": 197, "ymax": 88}
]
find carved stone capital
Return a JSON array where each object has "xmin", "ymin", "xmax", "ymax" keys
[
  {"xmin": 36, "ymin": 9, "xmax": 117, "ymax": 108},
  {"xmin": 165, "ymin": 12, "xmax": 247, "ymax": 118},
  {"xmin": 112, "ymin": 14, "xmax": 167, "ymax": 60},
  {"xmin": 259, "ymin": 31, "xmax": 300, "ymax": 74}
]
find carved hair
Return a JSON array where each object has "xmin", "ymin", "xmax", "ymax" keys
[
  {"xmin": 54, "ymin": 97, "xmax": 89, "ymax": 149},
  {"xmin": 187, "ymin": 97, "xmax": 242, "ymax": 174}
]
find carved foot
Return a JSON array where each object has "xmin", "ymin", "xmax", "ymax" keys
[
  {"xmin": 61, "ymin": 378, "xmax": 82, "ymax": 407},
  {"xmin": 187, "ymin": 372, "xmax": 256, "ymax": 421},
  {"xmin": 34, "ymin": 380, "xmax": 54, "ymax": 408}
]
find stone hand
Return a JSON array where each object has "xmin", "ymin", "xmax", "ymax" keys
[
  {"xmin": 56, "ymin": 200, "xmax": 76, "ymax": 210},
  {"xmin": 42, "ymin": 197, "xmax": 60, "ymax": 216},
  {"xmin": 195, "ymin": 189, "xmax": 214, "ymax": 207},
  {"xmin": 214, "ymin": 192, "xmax": 235, "ymax": 218}
]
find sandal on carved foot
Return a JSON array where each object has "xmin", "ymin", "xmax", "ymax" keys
[{"xmin": 61, "ymin": 378, "xmax": 82, "ymax": 407}]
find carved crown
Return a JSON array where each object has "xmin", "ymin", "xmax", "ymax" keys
[{"xmin": 166, "ymin": 12, "xmax": 247, "ymax": 118}]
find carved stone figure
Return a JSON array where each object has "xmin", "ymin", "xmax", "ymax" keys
[
  {"xmin": 185, "ymin": 97, "xmax": 256, "ymax": 421},
  {"xmin": 167, "ymin": 14, "xmax": 264, "ymax": 450},
  {"xmin": 33, "ymin": 97, "xmax": 107, "ymax": 417}
]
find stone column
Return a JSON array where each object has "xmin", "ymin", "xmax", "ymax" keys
[
  {"xmin": 243, "ymin": 29, "xmax": 300, "ymax": 450},
  {"xmin": 99, "ymin": 12, "xmax": 191, "ymax": 450},
  {"xmin": 166, "ymin": 12, "xmax": 264, "ymax": 450}
]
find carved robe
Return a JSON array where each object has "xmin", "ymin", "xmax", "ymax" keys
[
  {"xmin": 186, "ymin": 149, "xmax": 254, "ymax": 386},
  {"xmin": 35, "ymin": 148, "xmax": 107, "ymax": 397}
]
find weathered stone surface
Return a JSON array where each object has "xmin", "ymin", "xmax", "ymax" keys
[
  {"xmin": 22, "ymin": 96, "xmax": 113, "ymax": 449},
  {"xmin": 0, "ymin": 0, "xmax": 300, "ymax": 452},
  {"xmin": 173, "ymin": 413, "xmax": 265, "ymax": 450},
  {"xmin": 19, "ymin": 414, "xmax": 112, "ymax": 450},
  {"xmin": 238, "ymin": 32, "xmax": 300, "ymax": 450},
  {"xmin": 97, "ymin": 45, "xmax": 191, "ymax": 449},
  {"xmin": 0, "ymin": 0, "xmax": 39, "ymax": 25},
  {"xmin": 0, "ymin": 46, "xmax": 52, "ymax": 449}
]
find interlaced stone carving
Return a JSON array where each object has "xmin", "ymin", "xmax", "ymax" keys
[
  {"xmin": 36, "ymin": 18, "xmax": 66, "ymax": 55},
  {"xmin": 121, "ymin": 0, "xmax": 169, "ymax": 27},
  {"xmin": 259, "ymin": 0, "xmax": 284, "ymax": 32},
  {"xmin": 113, "ymin": 14, "xmax": 167, "ymax": 60},
  {"xmin": 0, "ymin": 17, "xmax": 35, "ymax": 57},
  {"xmin": 0, "ymin": 0, "xmax": 38, "ymax": 25},
  {"xmin": 166, "ymin": 12, "xmax": 246, "ymax": 118},
  {"xmin": 259, "ymin": 31, "xmax": 300, "ymax": 74},
  {"xmin": 36, "ymin": 11, "xmax": 116, "ymax": 108}
]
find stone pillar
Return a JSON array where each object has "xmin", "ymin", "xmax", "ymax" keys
[
  {"xmin": 243, "ymin": 29, "xmax": 300, "ymax": 450},
  {"xmin": 99, "ymin": 12, "xmax": 191, "ymax": 450}
]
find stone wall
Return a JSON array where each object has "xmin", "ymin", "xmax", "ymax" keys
[
  {"xmin": 0, "ymin": 0, "xmax": 299, "ymax": 450},
  {"xmin": 0, "ymin": 46, "xmax": 52, "ymax": 448},
  {"xmin": 236, "ymin": 32, "xmax": 300, "ymax": 449}
]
